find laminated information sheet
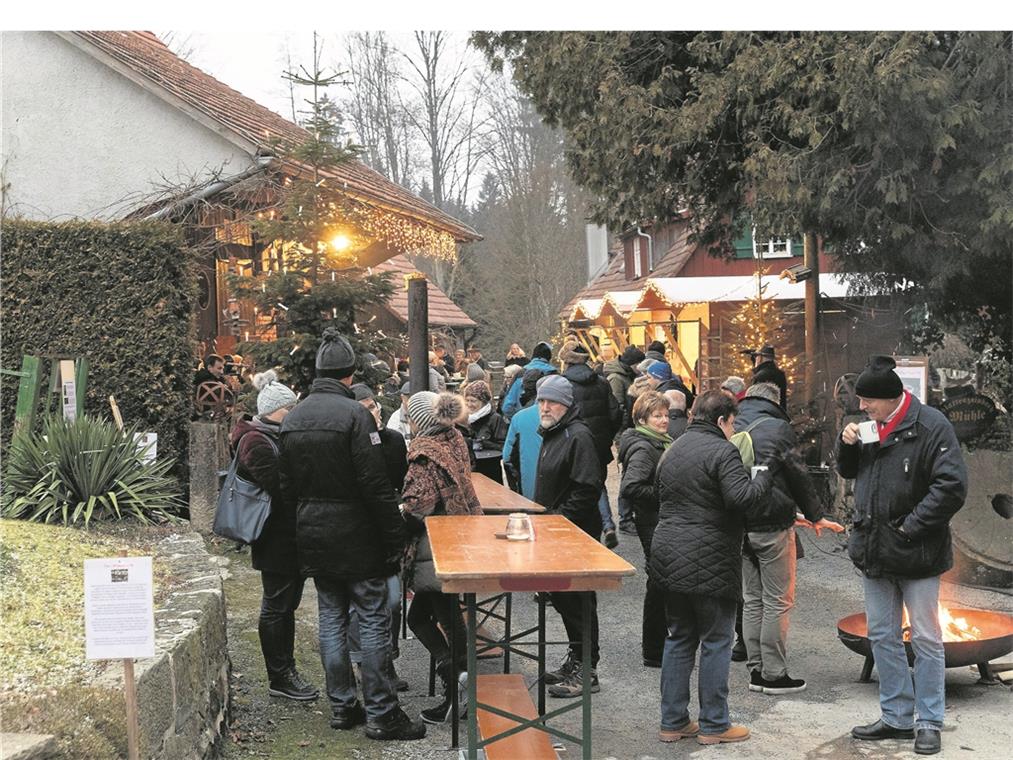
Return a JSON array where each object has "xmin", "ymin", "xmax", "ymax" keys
[{"xmin": 84, "ymin": 556, "xmax": 155, "ymax": 660}]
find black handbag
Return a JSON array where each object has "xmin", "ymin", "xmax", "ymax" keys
[{"xmin": 212, "ymin": 437, "xmax": 277, "ymax": 544}]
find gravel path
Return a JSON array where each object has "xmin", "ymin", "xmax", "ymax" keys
[{"xmin": 217, "ymin": 466, "xmax": 1012, "ymax": 759}]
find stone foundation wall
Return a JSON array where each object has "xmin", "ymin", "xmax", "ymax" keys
[{"xmin": 99, "ymin": 533, "xmax": 229, "ymax": 759}]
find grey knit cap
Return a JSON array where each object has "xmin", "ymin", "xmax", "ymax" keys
[
  {"xmin": 466, "ymin": 363, "xmax": 486, "ymax": 382},
  {"xmin": 252, "ymin": 370, "xmax": 297, "ymax": 416},
  {"xmin": 536, "ymin": 374, "xmax": 573, "ymax": 407},
  {"xmin": 315, "ymin": 327, "xmax": 356, "ymax": 374}
]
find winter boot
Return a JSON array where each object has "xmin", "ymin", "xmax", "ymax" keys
[{"xmin": 420, "ymin": 661, "xmax": 468, "ymax": 724}]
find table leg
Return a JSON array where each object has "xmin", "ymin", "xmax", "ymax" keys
[
  {"xmin": 503, "ymin": 592, "xmax": 512, "ymax": 674},
  {"xmin": 467, "ymin": 593, "xmax": 478, "ymax": 760},
  {"xmin": 582, "ymin": 591, "xmax": 592, "ymax": 760},
  {"xmin": 450, "ymin": 594, "xmax": 459, "ymax": 748},
  {"xmin": 538, "ymin": 593, "xmax": 546, "ymax": 716}
]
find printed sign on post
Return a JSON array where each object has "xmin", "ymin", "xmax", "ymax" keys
[
  {"xmin": 133, "ymin": 432, "xmax": 158, "ymax": 464},
  {"xmin": 84, "ymin": 556, "xmax": 155, "ymax": 660}
]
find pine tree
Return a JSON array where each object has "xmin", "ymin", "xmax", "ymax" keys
[
  {"xmin": 229, "ymin": 33, "xmax": 396, "ymax": 393},
  {"xmin": 725, "ymin": 285, "xmax": 799, "ymax": 387}
]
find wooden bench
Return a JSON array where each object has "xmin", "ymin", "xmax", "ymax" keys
[{"xmin": 476, "ymin": 674, "xmax": 557, "ymax": 760}]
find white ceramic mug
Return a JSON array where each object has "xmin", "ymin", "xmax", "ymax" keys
[{"xmin": 858, "ymin": 420, "xmax": 880, "ymax": 444}]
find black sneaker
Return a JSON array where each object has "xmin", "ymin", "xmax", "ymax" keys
[
  {"xmin": 748, "ymin": 670, "xmax": 764, "ymax": 693},
  {"xmin": 329, "ymin": 701, "xmax": 366, "ymax": 730},
  {"xmin": 420, "ymin": 671, "xmax": 468, "ymax": 724},
  {"xmin": 364, "ymin": 707, "xmax": 427, "ymax": 741},
  {"xmin": 543, "ymin": 653, "xmax": 578, "ymax": 685},
  {"xmin": 268, "ymin": 669, "xmax": 319, "ymax": 701},
  {"xmin": 758, "ymin": 673, "xmax": 806, "ymax": 694},
  {"xmin": 619, "ymin": 522, "xmax": 638, "ymax": 536},
  {"xmin": 548, "ymin": 668, "xmax": 600, "ymax": 698},
  {"xmin": 603, "ymin": 529, "xmax": 619, "ymax": 549}
]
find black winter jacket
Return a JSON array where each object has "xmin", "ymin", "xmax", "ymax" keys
[
  {"xmin": 230, "ymin": 415, "xmax": 297, "ymax": 575},
  {"xmin": 837, "ymin": 394, "xmax": 966, "ymax": 579},
  {"xmin": 564, "ymin": 363, "xmax": 622, "ymax": 467},
  {"xmin": 734, "ymin": 396, "xmax": 821, "ymax": 532},
  {"xmin": 649, "ymin": 419, "xmax": 774, "ymax": 601},
  {"xmin": 534, "ymin": 406, "xmax": 604, "ymax": 537},
  {"xmin": 667, "ymin": 409, "xmax": 688, "ymax": 440},
  {"xmin": 379, "ymin": 427, "xmax": 409, "ymax": 497},
  {"xmin": 656, "ymin": 376, "xmax": 696, "ymax": 410},
  {"xmin": 752, "ymin": 360, "xmax": 788, "ymax": 411},
  {"xmin": 280, "ymin": 378, "xmax": 406, "ymax": 581},
  {"xmin": 469, "ymin": 408, "xmax": 509, "ymax": 483},
  {"xmin": 618, "ymin": 428, "xmax": 667, "ymax": 531}
]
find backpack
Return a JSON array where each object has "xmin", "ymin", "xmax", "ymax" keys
[{"xmin": 730, "ymin": 417, "xmax": 775, "ymax": 469}]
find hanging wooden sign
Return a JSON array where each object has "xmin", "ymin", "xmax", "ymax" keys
[{"xmin": 940, "ymin": 393, "xmax": 998, "ymax": 442}]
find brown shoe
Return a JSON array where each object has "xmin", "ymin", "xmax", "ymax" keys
[
  {"xmin": 697, "ymin": 725, "xmax": 750, "ymax": 745},
  {"xmin": 659, "ymin": 721, "xmax": 699, "ymax": 742}
]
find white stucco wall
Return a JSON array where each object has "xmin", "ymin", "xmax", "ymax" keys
[{"xmin": 1, "ymin": 31, "xmax": 254, "ymax": 220}]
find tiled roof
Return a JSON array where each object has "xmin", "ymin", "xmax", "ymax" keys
[
  {"xmin": 559, "ymin": 223, "xmax": 697, "ymax": 318},
  {"xmin": 69, "ymin": 31, "xmax": 480, "ymax": 242},
  {"xmin": 372, "ymin": 255, "xmax": 476, "ymax": 328}
]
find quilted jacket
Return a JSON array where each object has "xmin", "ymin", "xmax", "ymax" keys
[{"xmin": 648, "ymin": 419, "xmax": 774, "ymax": 601}]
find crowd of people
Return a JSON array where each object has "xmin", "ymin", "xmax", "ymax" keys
[{"xmin": 219, "ymin": 330, "xmax": 967, "ymax": 755}]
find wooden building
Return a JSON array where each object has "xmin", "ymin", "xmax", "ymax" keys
[
  {"xmin": 2, "ymin": 32, "xmax": 479, "ymax": 356},
  {"xmin": 562, "ymin": 217, "xmax": 905, "ymax": 404}
]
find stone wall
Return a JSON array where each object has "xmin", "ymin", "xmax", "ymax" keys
[{"xmin": 98, "ymin": 532, "xmax": 229, "ymax": 759}]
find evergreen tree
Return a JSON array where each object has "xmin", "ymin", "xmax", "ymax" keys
[
  {"xmin": 725, "ymin": 285, "xmax": 800, "ymax": 387},
  {"xmin": 229, "ymin": 33, "xmax": 396, "ymax": 393}
]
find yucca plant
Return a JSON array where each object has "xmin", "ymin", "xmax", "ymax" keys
[{"xmin": 2, "ymin": 415, "xmax": 184, "ymax": 526}]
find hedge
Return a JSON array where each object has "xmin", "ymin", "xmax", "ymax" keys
[{"xmin": 1, "ymin": 219, "xmax": 198, "ymax": 484}]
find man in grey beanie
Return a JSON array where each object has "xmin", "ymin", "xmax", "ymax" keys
[
  {"xmin": 533, "ymin": 374, "xmax": 606, "ymax": 698},
  {"xmin": 280, "ymin": 328, "xmax": 425, "ymax": 740}
]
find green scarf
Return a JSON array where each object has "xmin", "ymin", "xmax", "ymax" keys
[{"xmin": 635, "ymin": 424, "xmax": 673, "ymax": 449}]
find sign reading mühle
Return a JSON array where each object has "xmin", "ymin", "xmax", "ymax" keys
[
  {"xmin": 84, "ymin": 556, "xmax": 155, "ymax": 660},
  {"xmin": 940, "ymin": 393, "xmax": 999, "ymax": 442}
]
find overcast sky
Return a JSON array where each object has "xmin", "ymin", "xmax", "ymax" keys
[{"xmin": 159, "ymin": 31, "xmax": 474, "ymax": 124}]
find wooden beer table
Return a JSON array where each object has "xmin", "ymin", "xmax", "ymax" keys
[
  {"xmin": 470, "ymin": 472, "xmax": 546, "ymax": 514},
  {"xmin": 428, "ymin": 514, "xmax": 635, "ymax": 760}
]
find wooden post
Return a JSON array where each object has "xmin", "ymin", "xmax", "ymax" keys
[
  {"xmin": 407, "ymin": 273, "xmax": 430, "ymax": 394},
  {"xmin": 109, "ymin": 396, "xmax": 125, "ymax": 432},
  {"xmin": 119, "ymin": 548, "xmax": 141, "ymax": 760},
  {"xmin": 804, "ymin": 232, "xmax": 820, "ymax": 405}
]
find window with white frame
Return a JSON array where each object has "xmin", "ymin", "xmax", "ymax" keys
[{"xmin": 753, "ymin": 231, "xmax": 793, "ymax": 259}]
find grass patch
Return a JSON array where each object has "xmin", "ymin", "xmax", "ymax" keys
[{"xmin": 0, "ymin": 519, "xmax": 175, "ymax": 689}]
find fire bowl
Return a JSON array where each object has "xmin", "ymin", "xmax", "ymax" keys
[{"xmin": 837, "ymin": 608, "xmax": 1013, "ymax": 681}]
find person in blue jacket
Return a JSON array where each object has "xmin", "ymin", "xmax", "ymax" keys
[
  {"xmin": 501, "ymin": 341, "xmax": 556, "ymax": 418},
  {"xmin": 501, "ymin": 404, "xmax": 542, "ymax": 500}
]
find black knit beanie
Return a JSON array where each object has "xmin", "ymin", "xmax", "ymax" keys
[
  {"xmin": 855, "ymin": 355, "xmax": 904, "ymax": 399},
  {"xmin": 620, "ymin": 346, "xmax": 646, "ymax": 367},
  {"xmin": 532, "ymin": 341, "xmax": 553, "ymax": 361},
  {"xmin": 315, "ymin": 327, "xmax": 356, "ymax": 376}
]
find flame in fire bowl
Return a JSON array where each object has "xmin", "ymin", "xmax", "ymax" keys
[{"xmin": 837, "ymin": 607, "xmax": 1013, "ymax": 669}]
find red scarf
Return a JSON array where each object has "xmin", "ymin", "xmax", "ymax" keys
[{"xmin": 877, "ymin": 391, "xmax": 912, "ymax": 442}]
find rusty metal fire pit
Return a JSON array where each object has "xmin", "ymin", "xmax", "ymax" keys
[{"xmin": 837, "ymin": 607, "xmax": 1013, "ymax": 683}]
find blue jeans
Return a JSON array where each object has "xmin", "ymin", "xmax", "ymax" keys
[
  {"xmin": 863, "ymin": 574, "xmax": 945, "ymax": 730},
  {"xmin": 315, "ymin": 575, "xmax": 398, "ymax": 721},
  {"xmin": 661, "ymin": 591, "xmax": 737, "ymax": 735},
  {"xmin": 348, "ymin": 574, "xmax": 402, "ymax": 663},
  {"xmin": 598, "ymin": 488, "xmax": 615, "ymax": 532}
]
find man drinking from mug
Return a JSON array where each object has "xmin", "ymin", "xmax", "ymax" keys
[{"xmin": 838, "ymin": 355, "xmax": 967, "ymax": 756}]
